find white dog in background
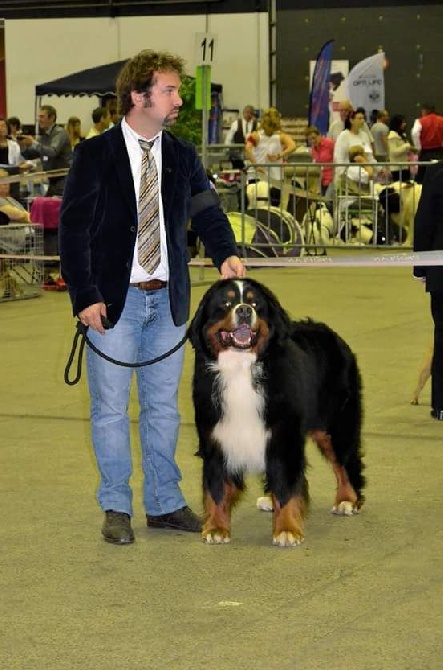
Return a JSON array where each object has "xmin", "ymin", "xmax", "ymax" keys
[{"xmin": 375, "ymin": 181, "xmax": 422, "ymax": 246}]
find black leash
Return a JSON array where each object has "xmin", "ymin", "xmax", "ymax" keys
[{"xmin": 64, "ymin": 321, "xmax": 188, "ymax": 386}]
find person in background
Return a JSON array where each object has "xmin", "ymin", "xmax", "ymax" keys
[
  {"xmin": 0, "ymin": 168, "xmax": 30, "ymax": 222},
  {"xmin": 225, "ymin": 104, "xmax": 257, "ymax": 169},
  {"xmin": 345, "ymin": 144, "xmax": 374, "ymax": 190},
  {"xmin": 6, "ymin": 116, "xmax": 22, "ymax": 141},
  {"xmin": 387, "ymin": 114, "xmax": 414, "ymax": 183},
  {"xmin": 65, "ymin": 116, "xmax": 84, "ymax": 149},
  {"xmin": 59, "ymin": 49, "xmax": 245, "ymax": 546},
  {"xmin": 245, "ymin": 112, "xmax": 296, "ymax": 207},
  {"xmin": 0, "ymin": 117, "xmax": 26, "ymax": 168},
  {"xmin": 411, "ymin": 103, "xmax": 443, "ymax": 184},
  {"xmin": 18, "ymin": 105, "xmax": 72, "ymax": 196},
  {"xmin": 333, "ymin": 109, "xmax": 376, "ymax": 183},
  {"xmin": 328, "ymin": 99, "xmax": 374, "ymax": 150},
  {"xmin": 85, "ymin": 107, "xmax": 111, "ymax": 139},
  {"xmin": 306, "ymin": 125, "xmax": 335, "ymax": 204},
  {"xmin": 107, "ymin": 106, "xmax": 120, "ymax": 128},
  {"xmin": 413, "ymin": 160, "xmax": 443, "ymax": 420},
  {"xmin": 371, "ymin": 109, "xmax": 390, "ymax": 162}
]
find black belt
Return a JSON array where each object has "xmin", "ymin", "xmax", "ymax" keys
[{"xmin": 130, "ymin": 280, "xmax": 167, "ymax": 291}]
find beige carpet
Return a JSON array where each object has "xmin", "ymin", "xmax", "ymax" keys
[{"xmin": 1, "ymin": 264, "xmax": 442, "ymax": 670}]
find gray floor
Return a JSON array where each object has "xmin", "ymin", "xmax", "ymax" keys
[{"xmin": 1, "ymin": 264, "xmax": 442, "ymax": 670}]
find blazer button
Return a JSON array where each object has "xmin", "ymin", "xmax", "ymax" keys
[{"xmin": 130, "ymin": 226, "xmax": 136, "ymax": 232}]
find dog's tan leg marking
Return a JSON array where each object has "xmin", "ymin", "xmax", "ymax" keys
[
  {"xmin": 272, "ymin": 495, "xmax": 305, "ymax": 547},
  {"xmin": 202, "ymin": 483, "xmax": 241, "ymax": 544},
  {"xmin": 311, "ymin": 430, "xmax": 359, "ymax": 516}
]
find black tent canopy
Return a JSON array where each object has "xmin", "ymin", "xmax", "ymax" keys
[
  {"xmin": 35, "ymin": 60, "xmax": 223, "ymax": 98},
  {"xmin": 35, "ymin": 60, "xmax": 128, "ymax": 97}
]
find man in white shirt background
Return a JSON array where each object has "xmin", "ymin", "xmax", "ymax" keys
[{"xmin": 225, "ymin": 104, "xmax": 257, "ymax": 169}]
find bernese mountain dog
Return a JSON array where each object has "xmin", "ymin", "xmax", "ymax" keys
[{"xmin": 188, "ymin": 278, "xmax": 365, "ymax": 547}]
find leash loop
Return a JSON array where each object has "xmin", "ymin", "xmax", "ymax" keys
[{"xmin": 64, "ymin": 321, "xmax": 188, "ymax": 386}]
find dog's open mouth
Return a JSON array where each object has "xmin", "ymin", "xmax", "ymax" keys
[{"xmin": 218, "ymin": 324, "xmax": 258, "ymax": 349}]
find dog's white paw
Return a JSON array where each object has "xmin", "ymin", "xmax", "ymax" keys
[
  {"xmin": 272, "ymin": 531, "xmax": 304, "ymax": 547},
  {"xmin": 332, "ymin": 501, "xmax": 358, "ymax": 516},
  {"xmin": 256, "ymin": 496, "xmax": 273, "ymax": 512},
  {"xmin": 202, "ymin": 531, "xmax": 231, "ymax": 544}
]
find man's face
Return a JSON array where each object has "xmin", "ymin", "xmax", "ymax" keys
[
  {"xmin": 139, "ymin": 70, "xmax": 183, "ymax": 128},
  {"xmin": 243, "ymin": 108, "xmax": 255, "ymax": 122},
  {"xmin": 38, "ymin": 110, "xmax": 53, "ymax": 131}
]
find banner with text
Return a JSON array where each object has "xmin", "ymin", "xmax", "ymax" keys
[{"xmin": 347, "ymin": 52, "xmax": 385, "ymax": 113}]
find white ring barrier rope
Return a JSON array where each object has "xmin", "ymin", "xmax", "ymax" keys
[{"xmin": 1, "ymin": 250, "xmax": 442, "ymax": 267}]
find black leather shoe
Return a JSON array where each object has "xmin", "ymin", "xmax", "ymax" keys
[
  {"xmin": 147, "ymin": 506, "xmax": 202, "ymax": 533},
  {"xmin": 102, "ymin": 510, "xmax": 135, "ymax": 544},
  {"xmin": 430, "ymin": 408, "xmax": 443, "ymax": 421}
]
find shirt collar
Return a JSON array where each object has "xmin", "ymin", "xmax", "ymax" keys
[{"xmin": 122, "ymin": 117, "xmax": 162, "ymax": 150}]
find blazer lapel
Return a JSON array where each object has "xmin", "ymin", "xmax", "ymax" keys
[
  {"xmin": 105, "ymin": 124, "xmax": 138, "ymax": 222},
  {"xmin": 161, "ymin": 131, "xmax": 178, "ymax": 222}
]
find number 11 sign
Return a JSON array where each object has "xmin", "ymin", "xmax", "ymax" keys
[{"xmin": 195, "ymin": 33, "xmax": 217, "ymax": 66}]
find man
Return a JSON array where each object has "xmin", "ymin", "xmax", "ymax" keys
[
  {"xmin": 18, "ymin": 105, "xmax": 72, "ymax": 196},
  {"xmin": 413, "ymin": 161, "xmax": 443, "ymax": 421},
  {"xmin": 411, "ymin": 103, "xmax": 443, "ymax": 184},
  {"xmin": 85, "ymin": 107, "xmax": 111, "ymax": 139},
  {"xmin": 225, "ymin": 104, "xmax": 257, "ymax": 169},
  {"xmin": 59, "ymin": 49, "xmax": 245, "ymax": 545},
  {"xmin": 371, "ymin": 109, "xmax": 390, "ymax": 162}
]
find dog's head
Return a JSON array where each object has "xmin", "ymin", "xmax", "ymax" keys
[{"xmin": 188, "ymin": 278, "xmax": 292, "ymax": 360}]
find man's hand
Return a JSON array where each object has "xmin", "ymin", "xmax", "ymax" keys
[
  {"xmin": 78, "ymin": 302, "xmax": 108, "ymax": 334},
  {"xmin": 18, "ymin": 135, "xmax": 34, "ymax": 149},
  {"xmin": 220, "ymin": 255, "xmax": 246, "ymax": 279}
]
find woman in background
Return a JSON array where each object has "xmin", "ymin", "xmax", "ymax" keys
[
  {"xmin": 65, "ymin": 116, "xmax": 84, "ymax": 150},
  {"xmin": 0, "ymin": 117, "xmax": 25, "ymax": 167},
  {"xmin": 245, "ymin": 112, "xmax": 296, "ymax": 206},
  {"xmin": 387, "ymin": 114, "xmax": 414, "ymax": 183}
]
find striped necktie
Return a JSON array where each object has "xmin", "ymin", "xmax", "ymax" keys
[{"xmin": 137, "ymin": 138, "xmax": 160, "ymax": 273}]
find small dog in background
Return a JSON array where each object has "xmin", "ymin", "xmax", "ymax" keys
[{"xmin": 188, "ymin": 278, "xmax": 365, "ymax": 547}]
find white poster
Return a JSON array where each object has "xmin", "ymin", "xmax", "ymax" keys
[
  {"xmin": 309, "ymin": 59, "xmax": 349, "ymax": 125},
  {"xmin": 347, "ymin": 52, "xmax": 385, "ymax": 113}
]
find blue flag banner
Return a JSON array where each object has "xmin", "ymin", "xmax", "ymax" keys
[{"xmin": 309, "ymin": 40, "xmax": 334, "ymax": 135}]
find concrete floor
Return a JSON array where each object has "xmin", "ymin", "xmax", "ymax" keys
[{"xmin": 1, "ymin": 264, "xmax": 442, "ymax": 670}]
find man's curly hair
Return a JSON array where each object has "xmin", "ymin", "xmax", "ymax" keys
[{"xmin": 116, "ymin": 50, "xmax": 185, "ymax": 116}]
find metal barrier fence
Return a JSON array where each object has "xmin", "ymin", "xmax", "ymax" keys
[{"xmin": 210, "ymin": 150, "xmax": 428, "ymax": 255}]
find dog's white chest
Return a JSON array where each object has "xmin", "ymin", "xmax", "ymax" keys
[{"xmin": 210, "ymin": 350, "xmax": 269, "ymax": 473}]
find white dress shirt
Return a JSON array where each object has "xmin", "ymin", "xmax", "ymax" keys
[
  {"xmin": 225, "ymin": 118, "xmax": 254, "ymax": 145},
  {"xmin": 121, "ymin": 117, "xmax": 169, "ymax": 283}
]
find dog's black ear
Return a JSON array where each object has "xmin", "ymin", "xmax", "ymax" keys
[
  {"xmin": 253, "ymin": 280, "xmax": 292, "ymax": 344},
  {"xmin": 187, "ymin": 299, "xmax": 206, "ymax": 350}
]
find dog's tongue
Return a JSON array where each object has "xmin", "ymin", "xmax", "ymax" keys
[{"xmin": 233, "ymin": 324, "xmax": 251, "ymax": 343}]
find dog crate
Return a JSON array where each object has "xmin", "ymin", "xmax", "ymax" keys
[{"xmin": 0, "ymin": 223, "xmax": 44, "ymax": 302}]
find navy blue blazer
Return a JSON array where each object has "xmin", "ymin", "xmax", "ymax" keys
[
  {"xmin": 414, "ymin": 161, "xmax": 443, "ymax": 292},
  {"xmin": 59, "ymin": 123, "xmax": 239, "ymax": 326}
]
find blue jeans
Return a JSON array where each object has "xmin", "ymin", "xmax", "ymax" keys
[{"xmin": 86, "ymin": 286, "xmax": 187, "ymax": 517}]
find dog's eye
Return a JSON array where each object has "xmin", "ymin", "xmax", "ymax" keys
[
  {"xmin": 223, "ymin": 301, "xmax": 232, "ymax": 309},
  {"xmin": 250, "ymin": 302, "xmax": 257, "ymax": 308}
]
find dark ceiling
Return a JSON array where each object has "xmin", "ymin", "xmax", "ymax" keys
[{"xmin": 0, "ymin": 0, "xmax": 266, "ymax": 20}]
